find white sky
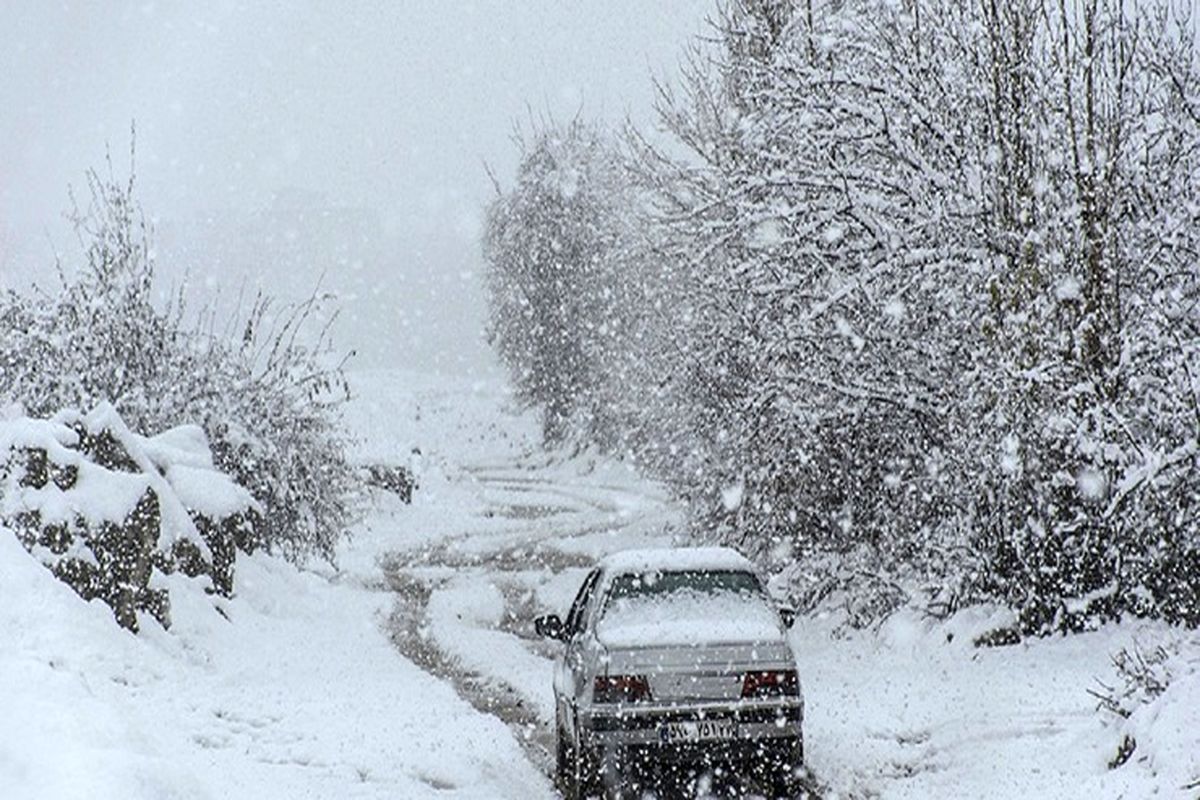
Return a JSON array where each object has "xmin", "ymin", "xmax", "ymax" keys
[{"xmin": 0, "ymin": 1, "xmax": 709, "ymax": 375}]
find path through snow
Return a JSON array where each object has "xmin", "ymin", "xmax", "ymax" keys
[
  {"xmin": 347, "ymin": 369, "xmax": 1199, "ymax": 800},
  {"xmin": 380, "ymin": 458, "xmax": 681, "ymax": 777}
]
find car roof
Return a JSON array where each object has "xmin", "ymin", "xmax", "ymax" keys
[{"xmin": 598, "ymin": 546, "xmax": 754, "ymax": 575}]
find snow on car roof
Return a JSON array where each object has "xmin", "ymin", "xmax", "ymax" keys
[{"xmin": 599, "ymin": 546, "xmax": 754, "ymax": 574}]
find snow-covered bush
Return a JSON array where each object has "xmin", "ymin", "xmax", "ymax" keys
[
  {"xmin": 946, "ymin": 0, "xmax": 1200, "ymax": 632},
  {"xmin": 1092, "ymin": 641, "xmax": 1177, "ymax": 724},
  {"xmin": 0, "ymin": 162, "xmax": 358, "ymax": 562},
  {"xmin": 1092, "ymin": 635, "xmax": 1200, "ymax": 787},
  {"xmin": 0, "ymin": 404, "xmax": 257, "ymax": 631}
]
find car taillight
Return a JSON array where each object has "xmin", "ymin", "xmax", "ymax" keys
[
  {"xmin": 593, "ymin": 674, "xmax": 653, "ymax": 704},
  {"xmin": 741, "ymin": 669, "xmax": 799, "ymax": 698}
]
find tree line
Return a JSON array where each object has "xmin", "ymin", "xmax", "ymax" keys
[{"xmin": 483, "ymin": 0, "xmax": 1200, "ymax": 633}]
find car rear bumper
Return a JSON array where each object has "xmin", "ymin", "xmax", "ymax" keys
[
  {"xmin": 581, "ymin": 701, "xmax": 803, "ymax": 750},
  {"xmin": 596, "ymin": 735, "xmax": 804, "ymax": 787}
]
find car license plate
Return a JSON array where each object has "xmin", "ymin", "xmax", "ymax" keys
[{"xmin": 660, "ymin": 719, "xmax": 737, "ymax": 743}]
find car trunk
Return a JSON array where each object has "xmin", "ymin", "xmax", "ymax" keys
[{"xmin": 600, "ymin": 641, "xmax": 795, "ymax": 703}]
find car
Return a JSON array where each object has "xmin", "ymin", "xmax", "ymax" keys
[{"xmin": 535, "ymin": 547, "xmax": 804, "ymax": 799}]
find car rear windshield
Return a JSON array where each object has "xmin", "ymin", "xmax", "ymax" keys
[{"xmin": 605, "ymin": 569, "xmax": 763, "ymax": 603}]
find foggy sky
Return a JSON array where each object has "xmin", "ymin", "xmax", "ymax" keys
[{"xmin": 0, "ymin": 1, "xmax": 709, "ymax": 376}]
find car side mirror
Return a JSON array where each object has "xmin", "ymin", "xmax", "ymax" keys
[
  {"xmin": 779, "ymin": 607, "xmax": 797, "ymax": 629},
  {"xmin": 535, "ymin": 613, "xmax": 566, "ymax": 641}
]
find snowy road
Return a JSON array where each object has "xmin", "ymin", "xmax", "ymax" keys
[
  {"xmin": 349, "ymin": 370, "xmax": 829, "ymax": 798},
  {"xmin": 346, "ymin": 370, "xmax": 1197, "ymax": 800},
  {"xmin": 339, "ymin": 369, "xmax": 687, "ymax": 795}
]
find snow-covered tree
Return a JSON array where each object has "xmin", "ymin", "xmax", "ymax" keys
[
  {"xmin": 628, "ymin": 0, "xmax": 985, "ymax": 603},
  {"xmin": 483, "ymin": 120, "xmax": 647, "ymax": 445},
  {"xmin": 485, "ymin": 0, "xmax": 1200, "ymax": 631},
  {"xmin": 967, "ymin": 0, "xmax": 1200, "ymax": 631}
]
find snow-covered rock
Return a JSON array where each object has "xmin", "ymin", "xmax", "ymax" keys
[{"xmin": 0, "ymin": 405, "xmax": 258, "ymax": 630}]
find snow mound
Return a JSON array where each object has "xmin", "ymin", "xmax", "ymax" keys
[
  {"xmin": 0, "ymin": 520, "xmax": 553, "ymax": 800},
  {"xmin": 1104, "ymin": 638, "xmax": 1200, "ymax": 792}
]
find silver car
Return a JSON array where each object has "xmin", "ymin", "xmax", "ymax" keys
[{"xmin": 536, "ymin": 547, "xmax": 805, "ymax": 798}]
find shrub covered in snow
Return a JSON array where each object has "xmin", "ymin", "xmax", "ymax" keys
[
  {"xmin": 0, "ymin": 403, "xmax": 258, "ymax": 631},
  {"xmin": 1092, "ymin": 635, "xmax": 1200, "ymax": 788},
  {"xmin": 0, "ymin": 161, "xmax": 358, "ymax": 562}
]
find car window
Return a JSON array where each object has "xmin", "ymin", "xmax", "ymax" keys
[
  {"xmin": 605, "ymin": 569, "xmax": 763, "ymax": 606},
  {"xmin": 564, "ymin": 568, "xmax": 601, "ymax": 638}
]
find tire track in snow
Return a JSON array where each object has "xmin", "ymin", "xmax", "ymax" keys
[
  {"xmin": 382, "ymin": 564, "xmax": 557, "ymax": 773},
  {"xmin": 380, "ymin": 465, "xmax": 663, "ymax": 788}
]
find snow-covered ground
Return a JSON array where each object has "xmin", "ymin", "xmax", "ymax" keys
[
  {"xmin": 3, "ymin": 368, "xmax": 1197, "ymax": 799},
  {"xmin": 0, "ymin": 530, "xmax": 551, "ymax": 800},
  {"xmin": 0, "ymin": 370, "xmax": 560, "ymax": 800},
  {"xmin": 795, "ymin": 609, "xmax": 1199, "ymax": 798},
  {"xmin": 344, "ymin": 370, "xmax": 1200, "ymax": 799}
]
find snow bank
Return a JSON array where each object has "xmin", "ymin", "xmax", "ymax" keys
[
  {"xmin": 1103, "ymin": 638, "xmax": 1200, "ymax": 794},
  {"xmin": 0, "ymin": 529, "xmax": 155, "ymax": 799},
  {"xmin": 792, "ymin": 608, "xmax": 1200, "ymax": 798},
  {"xmin": 0, "ymin": 521, "xmax": 554, "ymax": 800},
  {"xmin": 1124, "ymin": 667, "xmax": 1200, "ymax": 790}
]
